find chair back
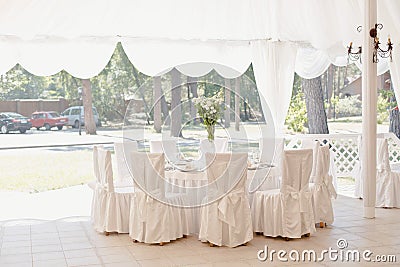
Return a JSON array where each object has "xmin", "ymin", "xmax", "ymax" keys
[
  {"xmin": 114, "ymin": 141, "xmax": 138, "ymax": 185},
  {"xmin": 301, "ymin": 139, "xmax": 320, "ymax": 182},
  {"xmin": 130, "ymin": 152, "xmax": 165, "ymax": 198},
  {"xmin": 93, "ymin": 145, "xmax": 104, "ymax": 184},
  {"xmin": 97, "ymin": 148, "xmax": 114, "ymax": 193},
  {"xmin": 200, "ymin": 138, "xmax": 228, "ymax": 154},
  {"xmin": 314, "ymin": 145, "xmax": 330, "ymax": 184},
  {"xmin": 259, "ymin": 137, "xmax": 284, "ymax": 167},
  {"xmin": 281, "ymin": 149, "xmax": 313, "ymax": 192},
  {"xmin": 377, "ymin": 138, "xmax": 390, "ymax": 171},
  {"xmin": 150, "ymin": 139, "xmax": 178, "ymax": 163},
  {"xmin": 205, "ymin": 153, "xmax": 247, "ymax": 195}
]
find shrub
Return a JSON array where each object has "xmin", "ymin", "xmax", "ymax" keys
[
  {"xmin": 285, "ymin": 91, "xmax": 307, "ymax": 133},
  {"xmin": 335, "ymin": 95, "xmax": 362, "ymax": 117}
]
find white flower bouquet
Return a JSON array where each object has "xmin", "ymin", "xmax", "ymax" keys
[{"xmin": 193, "ymin": 91, "xmax": 223, "ymax": 141}]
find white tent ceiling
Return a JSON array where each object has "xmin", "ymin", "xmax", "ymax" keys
[
  {"xmin": 0, "ymin": 0, "xmax": 398, "ymax": 78},
  {"xmin": 1, "ymin": 0, "xmax": 400, "ymax": 132}
]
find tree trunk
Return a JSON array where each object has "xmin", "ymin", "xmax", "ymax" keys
[
  {"xmin": 153, "ymin": 76, "xmax": 162, "ymax": 133},
  {"xmin": 326, "ymin": 65, "xmax": 334, "ymax": 119},
  {"xmin": 243, "ymin": 98, "xmax": 249, "ymax": 121},
  {"xmin": 234, "ymin": 78, "xmax": 240, "ymax": 131},
  {"xmin": 389, "ymin": 79, "xmax": 400, "ymax": 138},
  {"xmin": 82, "ymin": 79, "xmax": 97, "ymax": 135},
  {"xmin": 188, "ymin": 76, "xmax": 198, "ymax": 124},
  {"xmin": 160, "ymin": 89, "xmax": 170, "ymax": 125},
  {"xmin": 133, "ymin": 68, "xmax": 150, "ymax": 124},
  {"xmin": 302, "ymin": 76, "xmax": 329, "ymax": 134},
  {"xmin": 224, "ymin": 79, "xmax": 231, "ymax": 128},
  {"xmin": 389, "ymin": 108, "xmax": 400, "ymax": 138},
  {"xmin": 170, "ymin": 68, "xmax": 182, "ymax": 137}
]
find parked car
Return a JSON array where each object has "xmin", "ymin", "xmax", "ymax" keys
[
  {"xmin": 0, "ymin": 112, "xmax": 32, "ymax": 134},
  {"xmin": 61, "ymin": 106, "xmax": 101, "ymax": 128},
  {"xmin": 31, "ymin": 111, "xmax": 67, "ymax": 130}
]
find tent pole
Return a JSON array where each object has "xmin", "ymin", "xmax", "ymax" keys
[{"xmin": 362, "ymin": 0, "xmax": 377, "ymax": 219}]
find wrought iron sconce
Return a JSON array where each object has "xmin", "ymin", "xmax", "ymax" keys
[
  {"xmin": 347, "ymin": 23, "xmax": 393, "ymax": 64},
  {"xmin": 370, "ymin": 23, "xmax": 393, "ymax": 63}
]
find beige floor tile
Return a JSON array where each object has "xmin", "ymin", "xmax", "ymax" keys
[
  {"xmin": 211, "ymin": 260, "xmax": 251, "ymax": 267},
  {"xmin": 0, "ymin": 253, "xmax": 32, "ymax": 264},
  {"xmin": 33, "ymin": 259, "xmax": 67, "ymax": 267},
  {"xmin": 64, "ymin": 248, "xmax": 97, "ymax": 259},
  {"xmin": 61, "ymin": 241, "xmax": 93, "ymax": 251},
  {"xmin": 104, "ymin": 262, "xmax": 140, "ymax": 267},
  {"xmin": 32, "ymin": 251, "xmax": 65, "ymax": 261},
  {"xmin": 65, "ymin": 256, "xmax": 101, "ymax": 266},
  {"xmin": 31, "ymin": 233, "xmax": 59, "ymax": 241},
  {"xmin": 1, "ymin": 246, "xmax": 31, "ymax": 255},
  {"xmin": 32, "ymin": 244, "xmax": 63, "ymax": 253},
  {"xmin": 2, "ymin": 240, "xmax": 31, "ymax": 248},
  {"xmin": 2, "ymin": 234, "xmax": 30, "ymax": 242},
  {"xmin": 96, "ymin": 246, "xmax": 131, "ymax": 256},
  {"xmin": 100, "ymin": 253, "xmax": 135, "ymax": 264},
  {"xmin": 168, "ymin": 254, "xmax": 209, "ymax": 266},
  {"xmin": 138, "ymin": 258, "xmax": 174, "ymax": 267},
  {"xmin": 1, "ymin": 262, "xmax": 32, "ymax": 267}
]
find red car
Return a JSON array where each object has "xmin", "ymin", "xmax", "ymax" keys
[{"xmin": 31, "ymin": 111, "xmax": 67, "ymax": 130}]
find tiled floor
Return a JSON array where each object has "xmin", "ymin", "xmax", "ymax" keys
[{"xmin": 0, "ymin": 195, "xmax": 399, "ymax": 267}]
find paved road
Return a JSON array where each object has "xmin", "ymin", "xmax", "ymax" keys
[{"xmin": 0, "ymin": 128, "xmax": 124, "ymax": 150}]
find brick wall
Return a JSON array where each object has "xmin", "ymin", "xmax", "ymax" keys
[{"xmin": 0, "ymin": 98, "xmax": 69, "ymax": 117}]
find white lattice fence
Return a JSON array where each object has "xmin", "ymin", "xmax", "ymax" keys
[
  {"xmin": 285, "ymin": 134, "xmax": 359, "ymax": 177},
  {"xmin": 284, "ymin": 133, "xmax": 400, "ymax": 177}
]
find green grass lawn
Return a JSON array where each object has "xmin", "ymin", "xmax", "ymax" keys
[{"xmin": 0, "ymin": 149, "xmax": 94, "ymax": 193}]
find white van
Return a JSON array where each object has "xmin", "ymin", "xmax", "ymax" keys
[{"xmin": 61, "ymin": 106, "xmax": 101, "ymax": 128}]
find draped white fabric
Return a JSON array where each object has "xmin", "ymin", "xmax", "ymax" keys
[
  {"xmin": 0, "ymin": 0, "xmax": 399, "ymax": 78},
  {"xmin": 2, "ymin": 0, "xmax": 400, "ymax": 141},
  {"xmin": 251, "ymin": 41, "xmax": 297, "ymax": 134}
]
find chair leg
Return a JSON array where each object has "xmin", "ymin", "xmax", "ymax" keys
[{"xmin": 319, "ymin": 222, "xmax": 325, "ymax": 228}]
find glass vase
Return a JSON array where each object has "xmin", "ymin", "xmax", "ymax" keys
[{"xmin": 206, "ymin": 124, "xmax": 215, "ymax": 141}]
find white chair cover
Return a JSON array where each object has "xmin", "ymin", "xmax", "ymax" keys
[
  {"xmin": 150, "ymin": 139, "xmax": 179, "ymax": 163},
  {"xmin": 376, "ymin": 138, "xmax": 400, "ymax": 207},
  {"xmin": 129, "ymin": 152, "xmax": 189, "ymax": 243},
  {"xmin": 200, "ymin": 138, "xmax": 228, "ymax": 153},
  {"xmin": 114, "ymin": 141, "xmax": 138, "ymax": 188},
  {"xmin": 301, "ymin": 139, "xmax": 320, "ymax": 183},
  {"xmin": 310, "ymin": 145, "xmax": 337, "ymax": 225},
  {"xmin": 198, "ymin": 138, "xmax": 229, "ymax": 168},
  {"xmin": 199, "ymin": 153, "xmax": 253, "ymax": 247},
  {"xmin": 252, "ymin": 149, "xmax": 315, "ymax": 238},
  {"xmin": 259, "ymin": 137, "xmax": 284, "ymax": 171},
  {"xmin": 91, "ymin": 147, "xmax": 134, "ymax": 234}
]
